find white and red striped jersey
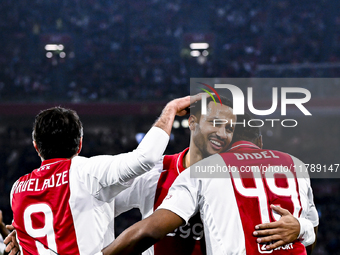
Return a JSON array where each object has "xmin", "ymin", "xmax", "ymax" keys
[
  {"xmin": 158, "ymin": 141, "xmax": 319, "ymax": 255},
  {"xmin": 10, "ymin": 127, "xmax": 169, "ymax": 255},
  {"xmin": 115, "ymin": 148, "xmax": 206, "ymax": 255}
]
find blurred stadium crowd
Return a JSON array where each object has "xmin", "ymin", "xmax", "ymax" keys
[
  {"xmin": 1, "ymin": 0, "xmax": 340, "ymax": 254},
  {"xmin": 1, "ymin": 0, "xmax": 340, "ymax": 102}
]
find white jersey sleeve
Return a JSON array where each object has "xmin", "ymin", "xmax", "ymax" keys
[
  {"xmin": 156, "ymin": 168, "xmax": 199, "ymax": 224},
  {"xmin": 114, "ymin": 159, "xmax": 164, "ymax": 217},
  {"xmin": 291, "ymin": 155, "xmax": 319, "ymax": 246},
  {"xmin": 305, "ymin": 184, "xmax": 319, "ymax": 227},
  {"xmin": 75, "ymin": 126, "xmax": 169, "ymax": 202},
  {"xmin": 297, "ymin": 186, "xmax": 318, "ymax": 246}
]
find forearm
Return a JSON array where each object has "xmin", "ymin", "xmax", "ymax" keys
[
  {"xmin": 0, "ymin": 222, "xmax": 9, "ymax": 238},
  {"xmin": 154, "ymin": 105, "xmax": 177, "ymax": 136},
  {"xmin": 128, "ymin": 127, "xmax": 168, "ymax": 174},
  {"xmin": 102, "ymin": 221, "xmax": 161, "ymax": 255},
  {"xmin": 102, "ymin": 209, "xmax": 184, "ymax": 255},
  {"xmin": 253, "ymin": 205, "xmax": 314, "ymax": 250}
]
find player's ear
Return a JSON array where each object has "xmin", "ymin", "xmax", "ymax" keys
[
  {"xmin": 188, "ymin": 115, "xmax": 198, "ymax": 131},
  {"xmin": 33, "ymin": 141, "xmax": 41, "ymax": 157},
  {"xmin": 77, "ymin": 137, "xmax": 83, "ymax": 155}
]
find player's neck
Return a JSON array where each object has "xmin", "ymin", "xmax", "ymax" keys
[
  {"xmin": 183, "ymin": 150, "xmax": 190, "ymax": 169},
  {"xmin": 185, "ymin": 147, "xmax": 202, "ymax": 168},
  {"xmin": 40, "ymin": 153, "xmax": 79, "ymax": 162}
]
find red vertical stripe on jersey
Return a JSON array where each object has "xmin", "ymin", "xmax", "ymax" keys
[
  {"xmin": 153, "ymin": 149, "xmax": 206, "ymax": 255},
  {"xmin": 12, "ymin": 159, "xmax": 80, "ymax": 255}
]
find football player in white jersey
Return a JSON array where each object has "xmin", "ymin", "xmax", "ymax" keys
[
  {"xmin": 101, "ymin": 114, "xmax": 318, "ymax": 255},
  {"xmin": 114, "ymin": 96, "xmax": 236, "ymax": 255},
  {"xmin": 5, "ymin": 95, "xmax": 198, "ymax": 255}
]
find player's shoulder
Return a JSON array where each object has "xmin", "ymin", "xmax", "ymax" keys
[
  {"xmin": 266, "ymin": 150, "xmax": 304, "ymax": 166},
  {"xmin": 16, "ymin": 171, "xmax": 33, "ymax": 183},
  {"xmin": 11, "ymin": 170, "xmax": 32, "ymax": 196},
  {"xmin": 70, "ymin": 155, "xmax": 106, "ymax": 170},
  {"xmin": 285, "ymin": 153, "xmax": 305, "ymax": 164},
  {"xmin": 71, "ymin": 155, "xmax": 91, "ymax": 164},
  {"xmin": 266, "ymin": 148, "xmax": 293, "ymax": 158}
]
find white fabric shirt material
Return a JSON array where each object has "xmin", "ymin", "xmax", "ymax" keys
[
  {"xmin": 114, "ymin": 161, "xmax": 164, "ymax": 255},
  {"xmin": 158, "ymin": 153, "xmax": 319, "ymax": 255}
]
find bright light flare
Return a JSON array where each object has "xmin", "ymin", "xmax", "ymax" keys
[
  {"xmin": 45, "ymin": 44, "xmax": 64, "ymax": 51},
  {"xmin": 190, "ymin": 50, "xmax": 201, "ymax": 57},
  {"xmin": 189, "ymin": 43, "xmax": 209, "ymax": 50}
]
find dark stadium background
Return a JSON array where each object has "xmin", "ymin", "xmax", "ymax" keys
[{"xmin": 1, "ymin": 0, "xmax": 340, "ymax": 254}]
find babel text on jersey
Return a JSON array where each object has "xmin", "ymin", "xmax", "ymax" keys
[{"xmin": 13, "ymin": 170, "xmax": 68, "ymax": 194}]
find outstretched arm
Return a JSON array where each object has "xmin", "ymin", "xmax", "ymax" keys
[
  {"xmin": 78, "ymin": 95, "xmax": 203, "ymax": 202},
  {"xmin": 102, "ymin": 209, "xmax": 184, "ymax": 255}
]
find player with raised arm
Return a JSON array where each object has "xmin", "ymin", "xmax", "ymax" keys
[
  {"xmin": 101, "ymin": 114, "xmax": 318, "ymax": 255},
  {"xmin": 6, "ymin": 95, "xmax": 198, "ymax": 255},
  {"xmin": 114, "ymin": 96, "xmax": 236, "ymax": 255}
]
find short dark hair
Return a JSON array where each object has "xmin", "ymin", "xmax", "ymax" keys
[
  {"xmin": 32, "ymin": 107, "xmax": 83, "ymax": 160},
  {"xmin": 232, "ymin": 113, "xmax": 261, "ymax": 144},
  {"xmin": 190, "ymin": 95, "xmax": 233, "ymax": 120}
]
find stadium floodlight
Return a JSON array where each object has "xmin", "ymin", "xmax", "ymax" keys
[
  {"xmin": 46, "ymin": 52, "xmax": 53, "ymax": 58},
  {"xmin": 190, "ymin": 50, "xmax": 201, "ymax": 57},
  {"xmin": 181, "ymin": 119, "xmax": 189, "ymax": 128},
  {"xmin": 45, "ymin": 44, "xmax": 58, "ymax": 51},
  {"xmin": 202, "ymin": 50, "xmax": 209, "ymax": 56},
  {"xmin": 45, "ymin": 44, "xmax": 64, "ymax": 51},
  {"xmin": 60, "ymin": 52, "xmax": 66, "ymax": 58},
  {"xmin": 197, "ymin": 55, "xmax": 207, "ymax": 65},
  {"xmin": 189, "ymin": 42, "xmax": 209, "ymax": 50},
  {"xmin": 173, "ymin": 120, "xmax": 180, "ymax": 129}
]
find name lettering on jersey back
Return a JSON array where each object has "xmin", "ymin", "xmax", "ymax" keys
[
  {"xmin": 234, "ymin": 151, "xmax": 280, "ymax": 160},
  {"xmin": 14, "ymin": 170, "xmax": 69, "ymax": 194}
]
